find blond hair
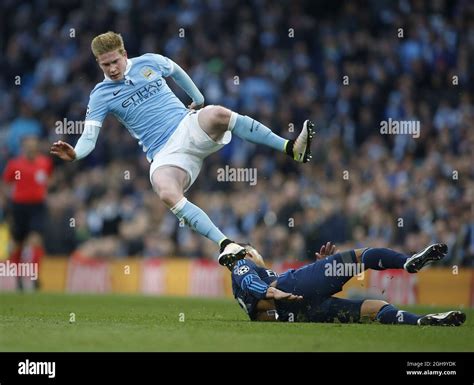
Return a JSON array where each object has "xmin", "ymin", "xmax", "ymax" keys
[{"xmin": 91, "ymin": 31, "xmax": 126, "ymax": 57}]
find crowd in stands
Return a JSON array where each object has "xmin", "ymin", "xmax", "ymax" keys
[{"xmin": 1, "ymin": 0, "xmax": 472, "ymax": 265}]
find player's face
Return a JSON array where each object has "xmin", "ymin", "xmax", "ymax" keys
[
  {"xmin": 22, "ymin": 136, "xmax": 39, "ymax": 156},
  {"xmin": 96, "ymin": 50, "xmax": 128, "ymax": 81}
]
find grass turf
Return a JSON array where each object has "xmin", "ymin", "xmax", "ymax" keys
[{"xmin": 0, "ymin": 292, "xmax": 472, "ymax": 352}]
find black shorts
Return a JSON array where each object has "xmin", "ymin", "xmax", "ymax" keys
[{"xmin": 9, "ymin": 202, "xmax": 47, "ymax": 242}]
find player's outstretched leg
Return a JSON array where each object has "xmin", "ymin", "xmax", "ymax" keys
[
  {"xmin": 225, "ymin": 109, "xmax": 314, "ymax": 163},
  {"xmin": 365, "ymin": 301, "xmax": 466, "ymax": 326},
  {"xmin": 358, "ymin": 243, "xmax": 447, "ymax": 273},
  {"xmin": 197, "ymin": 106, "xmax": 315, "ymax": 162},
  {"xmin": 152, "ymin": 166, "xmax": 246, "ymax": 266},
  {"xmin": 359, "ymin": 248, "xmax": 409, "ymax": 270},
  {"xmin": 171, "ymin": 198, "xmax": 246, "ymax": 266}
]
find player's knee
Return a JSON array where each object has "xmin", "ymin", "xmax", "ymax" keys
[
  {"xmin": 157, "ymin": 187, "xmax": 182, "ymax": 208},
  {"xmin": 361, "ymin": 300, "xmax": 389, "ymax": 320},
  {"xmin": 152, "ymin": 178, "xmax": 182, "ymax": 207},
  {"xmin": 210, "ymin": 105, "xmax": 231, "ymax": 127}
]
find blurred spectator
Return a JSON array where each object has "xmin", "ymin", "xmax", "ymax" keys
[
  {"xmin": 0, "ymin": 0, "xmax": 472, "ymax": 266},
  {"xmin": 7, "ymin": 103, "xmax": 42, "ymax": 156},
  {"xmin": 2, "ymin": 136, "xmax": 52, "ymax": 289}
]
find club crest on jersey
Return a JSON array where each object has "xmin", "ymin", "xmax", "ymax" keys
[
  {"xmin": 235, "ymin": 265, "xmax": 250, "ymax": 275},
  {"xmin": 141, "ymin": 67, "xmax": 156, "ymax": 80}
]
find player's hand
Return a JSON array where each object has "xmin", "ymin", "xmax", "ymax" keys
[
  {"xmin": 267, "ymin": 287, "xmax": 303, "ymax": 301},
  {"xmin": 188, "ymin": 101, "xmax": 204, "ymax": 110},
  {"xmin": 50, "ymin": 141, "xmax": 76, "ymax": 161},
  {"xmin": 315, "ymin": 241, "xmax": 337, "ymax": 260}
]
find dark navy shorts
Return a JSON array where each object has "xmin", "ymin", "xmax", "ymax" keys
[
  {"xmin": 274, "ymin": 251, "xmax": 365, "ymax": 323},
  {"xmin": 276, "ymin": 250, "xmax": 359, "ymax": 300}
]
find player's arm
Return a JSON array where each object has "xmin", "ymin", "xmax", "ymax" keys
[
  {"xmin": 151, "ymin": 53, "xmax": 204, "ymax": 109},
  {"xmin": 265, "ymin": 286, "xmax": 302, "ymax": 301},
  {"xmin": 50, "ymin": 92, "xmax": 107, "ymax": 162},
  {"xmin": 234, "ymin": 261, "xmax": 302, "ymax": 300},
  {"xmin": 50, "ymin": 124, "xmax": 100, "ymax": 161},
  {"xmin": 169, "ymin": 62, "xmax": 204, "ymax": 109}
]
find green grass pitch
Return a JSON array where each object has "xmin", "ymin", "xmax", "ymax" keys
[{"xmin": 0, "ymin": 293, "xmax": 472, "ymax": 352}]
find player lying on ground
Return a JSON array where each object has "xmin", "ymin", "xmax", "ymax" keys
[
  {"xmin": 230, "ymin": 242, "xmax": 466, "ymax": 326},
  {"xmin": 50, "ymin": 31, "xmax": 314, "ymax": 266}
]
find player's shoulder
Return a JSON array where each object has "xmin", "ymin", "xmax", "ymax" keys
[
  {"xmin": 138, "ymin": 52, "xmax": 168, "ymax": 60},
  {"xmin": 89, "ymin": 81, "xmax": 111, "ymax": 98},
  {"xmin": 133, "ymin": 53, "xmax": 171, "ymax": 67}
]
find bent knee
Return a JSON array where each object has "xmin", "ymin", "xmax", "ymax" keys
[
  {"xmin": 361, "ymin": 300, "xmax": 389, "ymax": 320},
  {"xmin": 152, "ymin": 178, "xmax": 183, "ymax": 207},
  {"xmin": 158, "ymin": 189, "xmax": 183, "ymax": 207},
  {"xmin": 208, "ymin": 105, "xmax": 232, "ymax": 126},
  {"xmin": 354, "ymin": 248, "xmax": 369, "ymax": 263}
]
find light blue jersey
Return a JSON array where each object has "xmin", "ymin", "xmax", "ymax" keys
[{"xmin": 85, "ymin": 53, "xmax": 191, "ymax": 161}]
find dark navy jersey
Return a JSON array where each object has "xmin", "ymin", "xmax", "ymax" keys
[
  {"xmin": 232, "ymin": 252, "xmax": 365, "ymax": 323},
  {"xmin": 231, "ymin": 259, "xmax": 278, "ymax": 320}
]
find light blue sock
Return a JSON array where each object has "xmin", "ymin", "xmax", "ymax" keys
[
  {"xmin": 171, "ymin": 197, "xmax": 227, "ymax": 245},
  {"xmin": 229, "ymin": 112, "xmax": 287, "ymax": 152}
]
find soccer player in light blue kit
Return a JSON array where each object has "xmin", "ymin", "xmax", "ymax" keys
[{"xmin": 50, "ymin": 31, "xmax": 314, "ymax": 266}]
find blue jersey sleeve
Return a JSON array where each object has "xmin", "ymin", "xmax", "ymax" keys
[
  {"xmin": 85, "ymin": 88, "xmax": 109, "ymax": 127},
  {"xmin": 232, "ymin": 260, "xmax": 269, "ymax": 300},
  {"xmin": 146, "ymin": 53, "xmax": 174, "ymax": 77}
]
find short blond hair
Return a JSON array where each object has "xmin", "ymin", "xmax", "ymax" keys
[{"xmin": 91, "ymin": 31, "xmax": 126, "ymax": 57}]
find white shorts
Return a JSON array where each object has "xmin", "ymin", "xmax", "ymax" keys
[{"xmin": 149, "ymin": 107, "xmax": 232, "ymax": 192}]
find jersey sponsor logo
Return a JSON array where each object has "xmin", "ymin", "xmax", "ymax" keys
[
  {"xmin": 122, "ymin": 79, "xmax": 164, "ymax": 108},
  {"xmin": 235, "ymin": 265, "xmax": 250, "ymax": 275},
  {"xmin": 113, "ymin": 88, "xmax": 122, "ymax": 96}
]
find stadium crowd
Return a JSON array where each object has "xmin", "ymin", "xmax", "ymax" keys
[{"xmin": 0, "ymin": 0, "xmax": 472, "ymax": 265}]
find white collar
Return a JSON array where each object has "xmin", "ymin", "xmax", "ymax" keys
[{"xmin": 104, "ymin": 58, "xmax": 132, "ymax": 81}]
